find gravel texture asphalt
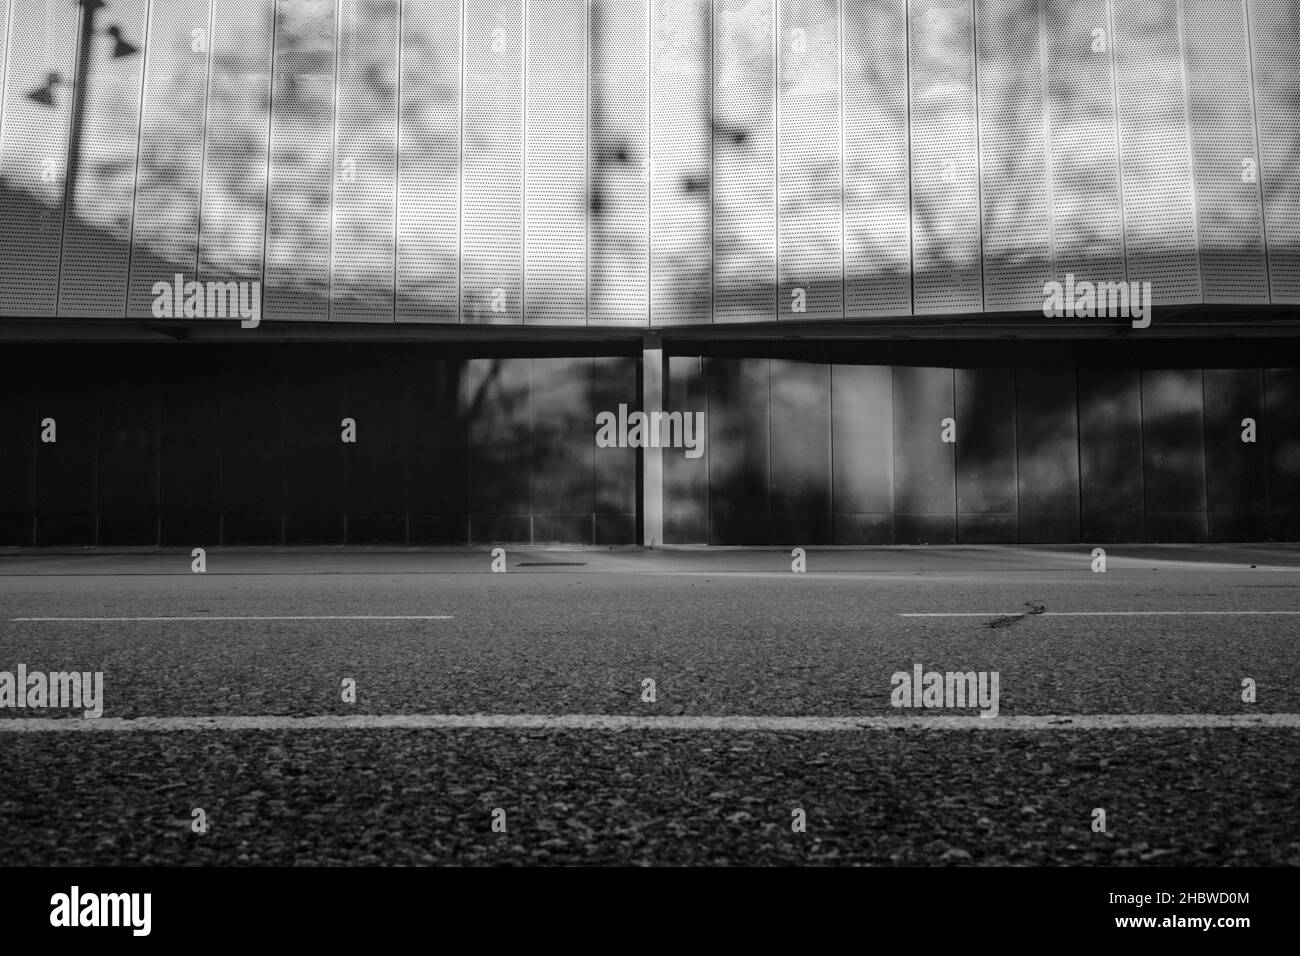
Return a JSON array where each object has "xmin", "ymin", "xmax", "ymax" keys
[{"xmin": 1, "ymin": 545, "xmax": 1297, "ymax": 865}]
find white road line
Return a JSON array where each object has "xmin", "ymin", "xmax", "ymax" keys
[
  {"xmin": 0, "ymin": 714, "xmax": 1296, "ymax": 733},
  {"xmin": 8, "ymin": 616, "xmax": 454, "ymax": 622},
  {"xmin": 900, "ymin": 611, "xmax": 1300, "ymax": 617}
]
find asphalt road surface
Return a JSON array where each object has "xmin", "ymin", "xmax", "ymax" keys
[{"xmin": 1, "ymin": 545, "xmax": 1297, "ymax": 866}]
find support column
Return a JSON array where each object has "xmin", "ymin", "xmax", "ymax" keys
[{"xmin": 642, "ymin": 335, "xmax": 664, "ymax": 547}]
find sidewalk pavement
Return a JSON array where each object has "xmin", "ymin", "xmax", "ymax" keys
[{"xmin": 2, "ymin": 543, "xmax": 1299, "ymax": 575}]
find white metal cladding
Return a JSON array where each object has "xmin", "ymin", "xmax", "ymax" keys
[
  {"xmin": 127, "ymin": 0, "xmax": 212, "ymax": 319},
  {"xmin": 714, "ymin": 0, "xmax": 776, "ymax": 322},
  {"xmin": 0, "ymin": 1, "xmax": 8, "ymax": 149},
  {"xmin": 650, "ymin": 0, "xmax": 710, "ymax": 325},
  {"xmin": 197, "ymin": 0, "xmax": 272, "ymax": 289},
  {"xmin": 1185, "ymin": 0, "xmax": 1267, "ymax": 302},
  {"xmin": 1250, "ymin": 0, "xmax": 1300, "ymax": 303},
  {"xmin": 976, "ymin": 0, "xmax": 1051, "ymax": 310},
  {"xmin": 395, "ymin": 0, "xmax": 459, "ymax": 323},
  {"xmin": 909, "ymin": 0, "xmax": 982, "ymax": 313},
  {"xmin": 777, "ymin": 0, "xmax": 841, "ymax": 320},
  {"xmin": 332, "ymin": 0, "xmax": 398, "ymax": 322},
  {"xmin": 58, "ymin": 0, "xmax": 147, "ymax": 317},
  {"xmin": 462, "ymin": 0, "xmax": 523, "ymax": 324},
  {"xmin": 0, "ymin": 0, "xmax": 1295, "ymax": 322},
  {"xmin": 0, "ymin": 0, "xmax": 79, "ymax": 315},
  {"xmin": 843, "ymin": 0, "xmax": 911, "ymax": 316},
  {"xmin": 588, "ymin": 0, "xmax": 647, "ymax": 324},
  {"xmin": 1112, "ymin": 0, "xmax": 1201, "ymax": 304},
  {"xmin": 525, "ymin": 0, "xmax": 586, "ymax": 325},
  {"xmin": 265, "ymin": 0, "xmax": 336, "ymax": 320},
  {"xmin": 1042, "ymin": 0, "xmax": 1124, "ymax": 288}
]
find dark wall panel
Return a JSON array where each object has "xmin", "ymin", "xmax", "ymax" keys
[
  {"xmin": 1078, "ymin": 344, "xmax": 1144, "ymax": 542},
  {"xmin": 407, "ymin": 355, "xmax": 468, "ymax": 542},
  {"xmin": 97, "ymin": 352, "xmax": 160, "ymax": 545},
  {"xmin": 1264, "ymin": 364, "xmax": 1300, "ymax": 534},
  {"xmin": 831, "ymin": 346, "xmax": 894, "ymax": 543},
  {"xmin": 707, "ymin": 356, "xmax": 771, "ymax": 543},
  {"xmin": 1203, "ymin": 357, "xmax": 1266, "ymax": 540},
  {"xmin": 345, "ymin": 343, "xmax": 408, "ymax": 540},
  {"xmin": 532, "ymin": 356, "xmax": 595, "ymax": 542},
  {"xmin": 892, "ymin": 346, "xmax": 956, "ymax": 543},
  {"xmin": 769, "ymin": 354, "xmax": 831, "ymax": 543},
  {"xmin": 592, "ymin": 355, "xmax": 638, "ymax": 544},
  {"xmin": 282, "ymin": 345, "xmax": 345, "ymax": 542},
  {"xmin": 35, "ymin": 351, "xmax": 98, "ymax": 545},
  {"xmin": 1015, "ymin": 342, "xmax": 1079, "ymax": 542},
  {"xmin": 220, "ymin": 348, "xmax": 282, "ymax": 543},
  {"xmin": 954, "ymin": 344, "xmax": 1017, "ymax": 542},
  {"xmin": 464, "ymin": 356, "xmax": 532, "ymax": 540},
  {"xmin": 1140, "ymin": 363, "xmax": 1207, "ymax": 541},
  {"xmin": 664, "ymin": 354, "xmax": 709, "ymax": 542},
  {"xmin": 0, "ymin": 345, "xmax": 36, "ymax": 544},
  {"xmin": 160, "ymin": 348, "xmax": 222, "ymax": 545}
]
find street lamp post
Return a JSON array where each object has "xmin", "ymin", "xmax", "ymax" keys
[{"xmin": 27, "ymin": 0, "xmax": 139, "ymax": 214}]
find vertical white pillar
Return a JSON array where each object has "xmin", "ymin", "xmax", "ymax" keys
[{"xmin": 642, "ymin": 335, "xmax": 664, "ymax": 547}]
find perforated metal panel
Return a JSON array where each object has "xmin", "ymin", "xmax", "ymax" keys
[
  {"xmin": 1043, "ymin": 0, "xmax": 1123, "ymax": 287},
  {"xmin": 1249, "ymin": 0, "xmax": 1300, "ymax": 303},
  {"xmin": 198, "ymin": 0, "xmax": 274, "ymax": 291},
  {"xmin": 976, "ymin": 0, "xmax": 1051, "ymax": 311},
  {"xmin": 127, "ymin": 0, "xmax": 212, "ymax": 320},
  {"xmin": 714, "ymin": 0, "xmax": 775, "ymax": 322},
  {"xmin": 395, "ymin": 0, "xmax": 459, "ymax": 322},
  {"xmin": 58, "ymin": 0, "xmax": 147, "ymax": 317},
  {"xmin": 1183, "ymin": 0, "xmax": 1266, "ymax": 302},
  {"xmin": 332, "ymin": 0, "xmax": 397, "ymax": 322},
  {"xmin": 525, "ymin": 0, "xmax": 586, "ymax": 325},
  {"xmin": 649, "ymin": 0, "xmax": 710, "ymax": 325},
  {"xmin": 463, "ymin": 0, "xmax": 523, "ymax": 324},
  {"xmin": 589, "ymin": 0, "xmax": 648, "ymax": 324},
  {"xmin": 777, "ymin": 0, "xmax": 840, "ymax": 319},
  {"xmin": 265, "ymin": 0, "xmax": 336, "ymax": 321},
  {"xmin": 0, "ymin": 0, "xmax": 80, "ymax": 315},
  {"xmin": 909, "ymin": 0, "xmax": 981, "ymax": 313},
  {"xmin": 0, "ymin": 1, "xmax": 9, "ymax": 148},
  {"xmin": 1113, "ymin": 0, "xmax": 1201, "ymax": 304},
  {"xmin": 843, "ymin": 0, "xmax": 910, "ymax": 316}
]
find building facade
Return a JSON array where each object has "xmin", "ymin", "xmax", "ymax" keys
[{"xmin": 0, "ymin": 0, "xmax": 1297, "ymax": 545}]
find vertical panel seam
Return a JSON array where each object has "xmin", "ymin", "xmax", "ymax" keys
[
  {"xmin": 1107, "ymin": 0, "xmax": 1128, "ymax": 284},
  {"xmin": 260, "ymin": 0, "xmax": 281, "ymax": 306},
  {"xmin": 1175, "ymin": 0, "xmax": 1204, "ymax": 302},
  {"xmin": 1038, "ymin": 0, "xmax": 1055, "ymax": 280},
  {"xmin": 391, "ymin": 0, "xmax": 403, "ymax": 321},
  {"xmin": 1242, "ymin": 0, "xmax": 1272, "ymax": 301},
  {"xmin": 55, "ymin": 0, "xmax": 88, "ymax": 314},
  {"xmin": 195, "ymin": 0, "xmax": 216, "ymax": 282},
  {"xmin": 971, "ymin": 0, "xmax": 985, "ymax": 313},
  {"xmin": 124, "ymin": 0, "xmax": 157, "ymax": 316},
  {"xmin": 328, "ymin": 0, "xmax": 341, "ymax": 320}
]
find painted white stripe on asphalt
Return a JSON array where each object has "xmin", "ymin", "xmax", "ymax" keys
[
  {"xmin": 0, "ymin": 714, "xmax": 1296, "ymax": 733},
  {"xmin": 900, "ymin": 611, "xmax": 1300, "ymax": 617},
  {"xmin": 9, "ymin": 616, "xmax": 454, "ymax": 622}
]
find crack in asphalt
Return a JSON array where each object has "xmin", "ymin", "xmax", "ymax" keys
[{"xmin": 985, "ymin": 602, "xmax": 1047, "ymax": 629}]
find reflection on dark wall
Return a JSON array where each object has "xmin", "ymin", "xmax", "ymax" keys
[
  {"xmin": 663, "ymin": 338, "xmax": 1300, "ymax": 545},
  {"xmin": 0, "ymin": 342, "xmax": 638, "ymax": 547}
]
